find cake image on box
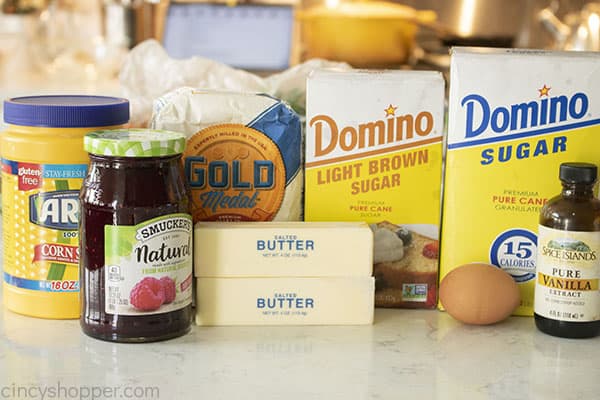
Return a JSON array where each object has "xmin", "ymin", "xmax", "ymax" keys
[
  {"xmin": 372, "ymin": 222, "xmax": 438, "ymax": 307},
  {"xmin": 441, "ymin": 47, "xmax": 600, "ymax": 316},
  {"xmin": 304, "ymin": 69, "xmax": 445, "ymax": 308}
]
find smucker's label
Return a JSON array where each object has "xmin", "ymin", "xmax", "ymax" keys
[
  {"xmin": 184, "ymin": 124, "xmax": 286, "ymax": 221},
  {"xmin": 104, "ymin": 214, "xmax": 193, "ymax": 315}
]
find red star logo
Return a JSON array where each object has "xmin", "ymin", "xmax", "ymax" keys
[{"xmin": 538, "ymin": 85, "xmax": 551, "ymax": 97}]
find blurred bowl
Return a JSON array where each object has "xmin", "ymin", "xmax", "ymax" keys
[{"xmin": 297, "ymin": 1, "xmax": 436, "ymax": 67}]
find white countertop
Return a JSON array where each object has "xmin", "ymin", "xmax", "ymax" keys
[{"xmin": 1, "ymin": 296, "xmax": 599, "ymax": 400}]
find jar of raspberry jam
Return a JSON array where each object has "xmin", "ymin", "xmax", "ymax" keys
[{"xmin": 80, "ymin": 129, "xmax": 193, "ymax": 342}]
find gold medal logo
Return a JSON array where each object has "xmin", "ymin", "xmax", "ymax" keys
[{"xmin": 183, "ymin": 124, "xmax": 286, "ymax": 222}]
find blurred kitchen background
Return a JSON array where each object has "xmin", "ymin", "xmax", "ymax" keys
[{"xmin": 0, "ymin": 0, "xmax": 599, "ymax": 107}]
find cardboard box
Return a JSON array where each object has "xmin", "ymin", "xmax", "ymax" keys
[
  {"xmin": 441, "ymin": 48, "xmax": 600, "ymax": 316},
  {"xmin": 304, "ymin": 69, "xmax": 445, "ymax": 308}
]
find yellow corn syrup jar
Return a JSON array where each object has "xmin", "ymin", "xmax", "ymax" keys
[{"xmin": 1, "ymin": 95, "xmax": 129, "ymax": 318}]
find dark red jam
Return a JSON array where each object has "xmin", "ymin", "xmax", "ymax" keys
[{"xmin": 80, "ymin": 153, "xmax": 192, "ymax": 342}]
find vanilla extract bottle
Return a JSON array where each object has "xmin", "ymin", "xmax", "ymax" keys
[{"xmin": 534, "ymin": 162, "xmax": 600, "ymax": 338}]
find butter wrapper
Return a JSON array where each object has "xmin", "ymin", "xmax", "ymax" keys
[
  {"xmin": 195, "ymin": 277, "xmax": 375, "ymax": 326},
  {"xmin": 151, "ymin": 88, "xmax": 302, "ymax": 222},
  {"xmin": 194, "ymin": 221, "xmax": 373, "ymax": 278}
]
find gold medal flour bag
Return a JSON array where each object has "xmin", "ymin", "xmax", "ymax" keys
[{"xmin": 151, "ymin": 88, "xmax": 302, "ymax": 222}]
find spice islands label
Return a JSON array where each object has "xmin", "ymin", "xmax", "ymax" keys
[
  {"xmin": 535, "ymin": 226, "xmax": 600, "ymax": 322},
  {"xmin": 184, "ymin": 124, "xmax": 286, "ymax": 222}
]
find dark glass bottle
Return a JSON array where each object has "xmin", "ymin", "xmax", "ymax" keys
[
  {"xmin": 80, "ymin": 130, "xmax": 192, "ymax": 342},
  {"xmin": 535, "ymin": 162, "xmax": 600, "ymax": 338}
]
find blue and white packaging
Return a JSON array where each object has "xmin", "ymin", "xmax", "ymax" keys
[{"xmin": 151, "ymin": 87, "xmax": 302, "ymax": 222}]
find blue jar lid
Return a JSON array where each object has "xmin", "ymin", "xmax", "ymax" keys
[{"xmin": 3, "ymin": 95, "xmax": 130, "ymax": 128}]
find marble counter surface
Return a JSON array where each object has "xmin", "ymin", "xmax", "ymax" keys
[{"xmin": 0, "ymin": 300, "xmax": 598, "ymax": 400}]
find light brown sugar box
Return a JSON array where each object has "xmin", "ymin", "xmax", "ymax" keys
[{"xmin": 439, "ymin": 263, "xmax": 520, "ymax": 325}]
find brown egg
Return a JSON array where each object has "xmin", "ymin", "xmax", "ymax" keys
[{"xmin": 440, "ymin": 263, "xmax": 521, "ymax": 325}]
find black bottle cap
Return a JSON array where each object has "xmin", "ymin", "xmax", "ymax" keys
[{"xmin": 559, "ymin": 162, "xmax": 598, "ymax": 184}]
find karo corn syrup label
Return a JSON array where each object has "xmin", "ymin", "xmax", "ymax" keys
[
  {"xmin": 2, "ymin": 159, "xmax": 86, "ymax": 292},
  {"xmin": 183, "ymin": 101, "xmax": 301, "ymax": 222},
  {"xmin": 440, "ymin": 48, "xmax": 600, "ymax": 316}
]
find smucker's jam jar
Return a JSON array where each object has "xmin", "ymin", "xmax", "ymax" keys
[{"xmin": 80, "ymin": 129, "xmax": 193, "ymax": 342}]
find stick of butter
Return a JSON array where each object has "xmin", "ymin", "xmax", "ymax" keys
[
  {"xmin": 195, "ymin": 277, "xmax": 375, "ymax": 326},
  {"xmin": 194, "ymin": 222, "xmax": 373, "ymax": 277}
]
